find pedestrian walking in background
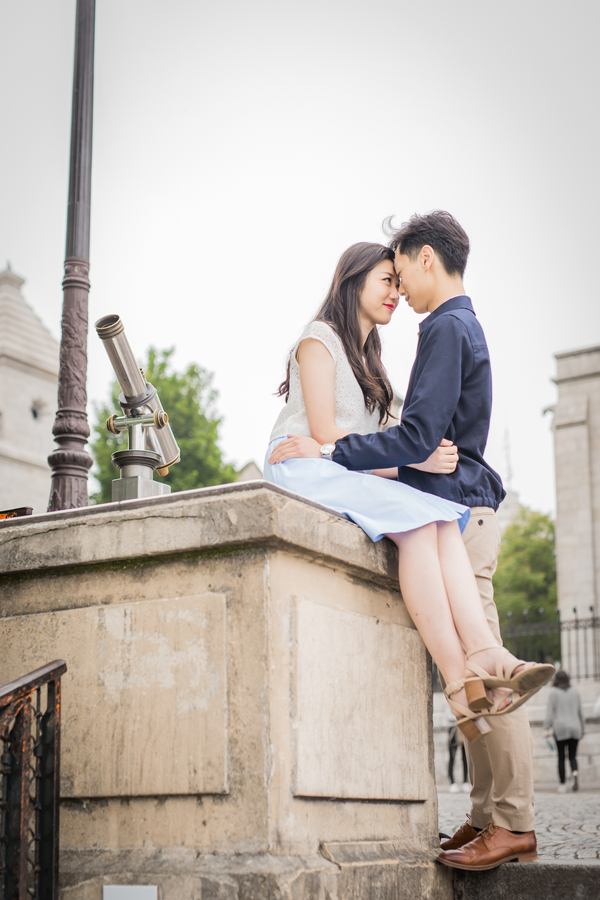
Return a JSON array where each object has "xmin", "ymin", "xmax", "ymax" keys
[
  {"xmin": 543, "ymin": 670, "xmax": 585, "ymax": 792},
  {"xmin": 448, "ymin": 722, "xmax": 470, "ymax": 793}
]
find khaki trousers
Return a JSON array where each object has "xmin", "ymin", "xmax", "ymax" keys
[{"xmin": 462, "ymin": 508, "xmax": 535, "ymax": 832}]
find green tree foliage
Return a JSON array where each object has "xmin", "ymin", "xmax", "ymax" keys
[
  {"xmin": 90, "ymin": 347, "xmax": 236, "ymax": 503},
  {"xmin": 494, "ymin": 508, "xmax": 558, "ymax": 626}
]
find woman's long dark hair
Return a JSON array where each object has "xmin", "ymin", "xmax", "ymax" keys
[{"xmin": 277, "ymin": 242, "xmax": 395, "ymax": 424}]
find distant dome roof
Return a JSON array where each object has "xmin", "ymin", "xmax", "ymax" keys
[{"xmin": 0, "ymin": 268, "xmax": 59, "ymax": 377}]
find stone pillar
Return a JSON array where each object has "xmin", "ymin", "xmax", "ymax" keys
[
  {"xmin": 0, "ymin": 483, "xmax": 450, "ymax": 900},
  {"xmin": 551, "ymin": 345, "xmax": 600, "ymax": 674}
]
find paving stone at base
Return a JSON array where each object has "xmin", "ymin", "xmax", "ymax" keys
[
  {"xmin": 438, "ymin": 790, "xmax": 600, "ymax": 861},
  {"xmin": 452, "ymin": 861, "xmax": 600, "ymax": 900}
]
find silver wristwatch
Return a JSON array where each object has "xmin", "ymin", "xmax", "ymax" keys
[{"xmin": 320, "ymin": 442, "xmax": 336, "ymax": 460}]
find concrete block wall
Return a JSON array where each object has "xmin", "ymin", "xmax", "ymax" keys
[{"xmin": 0, "ymin": 482, "xmax": 453, "ymax": 900}]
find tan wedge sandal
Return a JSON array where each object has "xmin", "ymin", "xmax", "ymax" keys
[
  {"xmin": 444, "ymin": 679, "xmax": 492, "ymax": 743},
  {"xmin": 465, "ymin": 644, "xmax": 555, "ymax": 713}
]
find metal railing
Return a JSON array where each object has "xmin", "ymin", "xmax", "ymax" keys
[
  {"xmin": 433, "ymin": 608, "xmax": 600, "ymax": 691},
  {"xmin": 503, "ymin": 607, "xmax": 600, "ymax": 681},
  {"xmin": 0, "ymin": 661, "xmax": 67, "ymax": 900}
]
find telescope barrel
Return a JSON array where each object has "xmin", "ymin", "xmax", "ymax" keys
[
  {"xmin": 144, "ymin": 393, "xmax": 180, "ymax": 468},
  {"xmin": 95, "ymin": 313, "xmax": 181, "ymax": 472},
  {"xmin": 95, "ymin": 315, "xmax": 148, "ymax": 405}
]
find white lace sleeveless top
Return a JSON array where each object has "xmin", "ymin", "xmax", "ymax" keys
[{"xmin": 270, "ymin": 320, "xmax": 382, "ymax": 442}]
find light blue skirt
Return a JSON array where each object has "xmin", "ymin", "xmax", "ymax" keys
[{"xmin": 264, "ymin": 438, "xmax": 470, "ymax": 542}]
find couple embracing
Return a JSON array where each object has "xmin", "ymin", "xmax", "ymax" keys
[{"xmin": 264, "ymin": 211, "xmax": 554, "ymax": 871}]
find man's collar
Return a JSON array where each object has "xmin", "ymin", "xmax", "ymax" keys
[{"xmin": 419, "ymin": 295, "xmax": 474, "ymax": 334}]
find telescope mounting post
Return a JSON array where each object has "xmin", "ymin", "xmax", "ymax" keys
[{"xmin": 106, "ymin": 409, "xmax": 171, "ymax": 502}]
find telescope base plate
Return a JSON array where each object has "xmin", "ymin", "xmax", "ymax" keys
[{"xmin": 112, "ymin": 476, "xmax": 171, "ymax": 502}]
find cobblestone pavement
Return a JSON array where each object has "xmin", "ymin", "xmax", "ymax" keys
[{"xmin": 438, "ymin": 789, "xmax": 600, "ymax": 860}]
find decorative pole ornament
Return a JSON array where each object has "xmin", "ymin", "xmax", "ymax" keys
[{"xmin": 48, "ymin": 0, "xmax": 96, "ymax": 511}]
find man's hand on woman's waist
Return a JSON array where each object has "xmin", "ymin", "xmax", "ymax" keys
[{"xmin": 269, "ymin": 434, "xmax": 458, "ymax": 474}]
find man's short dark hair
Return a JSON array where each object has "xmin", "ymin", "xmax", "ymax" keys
[{"xmin": 384, "ymin": 210, "xmax": 470, "ymax": 277}]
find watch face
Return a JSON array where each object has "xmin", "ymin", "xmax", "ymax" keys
[{"xmin": 320, "ymin": 443, "xmax": 336, "ymax": 456}]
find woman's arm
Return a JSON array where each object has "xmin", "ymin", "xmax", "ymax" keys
[
  {"xmin": 268, "ymin": 338, "xmax": 347, "ymax": 464},
  {"xmin": 297, "ymin": 338, "xmax": 349, "ymax": 443}
]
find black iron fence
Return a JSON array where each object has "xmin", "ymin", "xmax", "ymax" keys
[
  {"xmin": 433, "ymin": 608, "xmax": 600, "ymax": 691},
  {"xmin": 503, "ymin": 607, "xmax": 600, "ymax": 681},
  {"xmin": 0, "ymin": 661, "xmax": 67, "ymax": 900}
]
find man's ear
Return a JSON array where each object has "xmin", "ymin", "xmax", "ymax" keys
[{"xmin": 421, "ymin": 245, "xmax": 435, "ymax": 271}]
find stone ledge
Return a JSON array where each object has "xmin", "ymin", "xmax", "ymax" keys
[
  {"xmin": 320, "ymin": 839, "xmax": 439, "ymax": 866},
  {"xmin": 0, "ymin": 480, "xmax": 341, "ymax": 529},
  {"xmin": 60, "ymin": 847, "xmax": 452, "ymax": 900},
  {"xmin": 0, "ymin": 481, "xmax": 400, "ymax": 589},
  {"xmin": 452, "ymin": 859, "xmax": 600, "ymax": 900}
]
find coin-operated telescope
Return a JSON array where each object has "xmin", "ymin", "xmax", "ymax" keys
[{"xmin": 95, "ymin": 315, "xmax": 181, "ymax": 501}]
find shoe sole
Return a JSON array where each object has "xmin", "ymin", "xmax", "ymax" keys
[
  {"xmin": 437, "ymin": 853, "xmax": 538, "ymax": 871},
  {"xmin": 482, "ymin": 664, "xmax": 554, "ymax": 694},
  {"xmin": 473, "ymin": 682, "xmax": 546, "ymax": 718}
]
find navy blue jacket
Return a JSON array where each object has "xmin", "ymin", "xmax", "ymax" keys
[{"xmin": 332, "ymin": 296, "xmax": 505, "ymax": 510}]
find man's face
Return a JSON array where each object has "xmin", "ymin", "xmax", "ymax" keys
[{"xmin": 394, "ymin": 249, "xmax": 430, "ymax": 314}]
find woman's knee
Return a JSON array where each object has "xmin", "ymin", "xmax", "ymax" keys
[
  {"xmin": 437, "ymin": 520, "xmax": 461, "ymax": 538},
  {"xmin": 387, "ymin": 522, "xmax": 438, "ymax": 550}
]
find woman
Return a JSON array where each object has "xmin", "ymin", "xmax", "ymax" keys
[
  {"xmin": 265, "ymin": 242, "xmax": 553, "ymax": 741},
  {"xmin": 543, "ymin": 670, "xmax": 585, "ymax": 792}
]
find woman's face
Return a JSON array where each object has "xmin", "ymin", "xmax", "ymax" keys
[{"xmin": 358, "ymin": 259, "xmax": 399, "ymax": 334}]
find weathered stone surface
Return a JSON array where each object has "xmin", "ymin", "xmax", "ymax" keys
[
  {"xmin": 0, "ymin": 593, "xmax": 228, "ymax": 797},
  {"xmin": 0, "ymin": 482, "xmax": 399, "ymax": 588},
  {"xmin": 294, "ymin": 599, "xmax": 429, "ymax": 800},
  {"xmin": 59, "ymin": 847, "xmax": 451, "ymax": 900},
  {"xmin": 0, "ymin": 483, "xmax": 446, "ymax": 898},
  {"xmin": 320, "ymin": 840, "xmax": 438, "ymax": 865},
  {"xmin": 0, "ymin": 267, "xmax": 59, "ymax": 515},
  {"xmin": 551, "ymin": 346, "xmax": 600, "ymax": 629}
]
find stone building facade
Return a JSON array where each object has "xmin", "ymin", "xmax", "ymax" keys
[
  {"xmin": 0, "ymin": 267, "xmax": 59, "ymax": 514},
  {"xmin": 551, "ymin": 345, "xmax": 600, "ymax": 622}
]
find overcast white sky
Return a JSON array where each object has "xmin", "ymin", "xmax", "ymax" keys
[{"xmin": 2, "ymin": 0, "xmax": 599, "ymax": 513}]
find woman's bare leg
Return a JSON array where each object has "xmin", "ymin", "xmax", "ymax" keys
[
  {"xmin": 433, "ymin": 521, "xmax": 498, "ymax": 647},
  {"xmin": 434, "ymin": 521, "xmax": 524, "ymax": 677},
  {"xmin": 386, "ymin": 522, "xmax": 512, "ymax": 716},
  {"xmin": 386, "ymin": 523, "xmax": 468, "ymax": 687}
]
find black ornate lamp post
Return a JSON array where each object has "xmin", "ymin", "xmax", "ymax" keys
[{"xmin": 48, "ymin": 0, "xmax": 96, "ymax": 511}]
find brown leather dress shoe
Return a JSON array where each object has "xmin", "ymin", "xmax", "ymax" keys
[
  {"xmin": 440, "ymin": 819, "xmax": 479, "ymax": 851},
  {"xmin": 437, "ymin": 822, "xmax": 537, "ymax": 870}
]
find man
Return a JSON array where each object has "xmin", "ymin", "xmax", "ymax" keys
[{"xmin": 279, "ymin": 212, "xmax": 537, "ymax": 870}]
